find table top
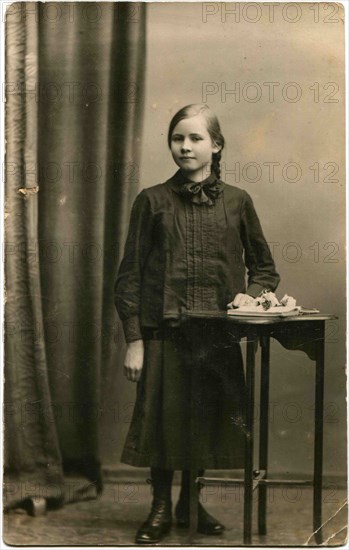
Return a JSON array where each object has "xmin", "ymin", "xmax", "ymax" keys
[{"xmin": 164, "ymin": 310, "xmax": 337, "ymax": 326}]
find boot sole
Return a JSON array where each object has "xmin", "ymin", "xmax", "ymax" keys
[{"xmin": 135, "ymin": 524, "xmax": 171, "ymax": 544}]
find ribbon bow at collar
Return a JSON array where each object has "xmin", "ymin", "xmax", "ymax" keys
[
  {"xmin": 179, "ymin": 174, "xmax": 223, "ymax": 206},
  {"xmin": 166, "ymin": 170, "xmax": 224, "ymax": 206},
  {"xmin": 177, "ymin": 173, "xmax": 223, "ymax": 206}
]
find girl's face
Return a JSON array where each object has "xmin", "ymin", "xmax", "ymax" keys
[{"xmin": 170, "ymin": 114, "xmax": 221, "ymax": 181}]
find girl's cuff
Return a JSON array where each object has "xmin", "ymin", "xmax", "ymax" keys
[
  {"xmin": 246, "ymin": 283, "xmax": 265, "ymax": 298},
  {"xmin": 122, "ymin": 315, "xmax": 142, "ymax": 343}
]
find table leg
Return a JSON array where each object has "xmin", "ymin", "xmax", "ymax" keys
[
  {"xmin": 188, "ymin": 470, "xmax": 198, "ymax": 541},
  {"xmin": 314, "ymin": 322, "xmax": 325, "ymax": 545},
  {"xmin": 244, "ymin": 333, "xmax": 257, "ymax": 545},
  {"xmin": 258, "ymin": 334, "xmax": 270, "ymax": 536}
]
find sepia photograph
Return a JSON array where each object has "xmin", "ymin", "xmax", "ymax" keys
[{"xmin": 2, "ymin": 0, "xmax": 347, "ymax": 547}]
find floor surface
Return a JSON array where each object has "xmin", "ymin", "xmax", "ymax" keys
[{"xmin": 3, "ymin": 483, "xmax": 348, "ymax": 547}]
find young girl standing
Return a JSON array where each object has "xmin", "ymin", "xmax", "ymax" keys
[{"xmin": 115, "ymin": 104, "xmax": 280, "ymax": 543}]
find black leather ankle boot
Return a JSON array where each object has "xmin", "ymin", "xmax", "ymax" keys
[
  {"xmin": 175, "ymin": 470, "xmax": 225, "ymax": 535},
  {"xmin": 135, "ymin": 467, "xmax": 173, "ymax": 544}
]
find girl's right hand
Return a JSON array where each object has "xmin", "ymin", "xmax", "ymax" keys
[{"xmin": 124, "ymin": 339, "xmax": 144, "ymax": 382}]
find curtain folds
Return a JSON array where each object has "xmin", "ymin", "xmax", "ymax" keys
[{"xmin": 4, "ymin": 2, "xmax": 146, "ymax": 512}]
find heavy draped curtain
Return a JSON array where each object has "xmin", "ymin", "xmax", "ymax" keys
[{"xmin": 4, "ymin": 2, "xmax": 146, "ymax": 511}]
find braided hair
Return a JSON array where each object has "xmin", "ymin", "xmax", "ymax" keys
[
  {"xmin": 168, "ymin": 104, "xmax": 225, "ymax": 180},
  {"xmin": 211, "ymin": 150, "xmax": 222, "ymax": 180}
]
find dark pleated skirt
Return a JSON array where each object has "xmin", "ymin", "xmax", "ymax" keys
[{"xmin": 121, "ymin": 322, "xmax": 246, "ymax": 470}]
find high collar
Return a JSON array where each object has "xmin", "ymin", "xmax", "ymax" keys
[
  {"xmin": 166, "ymin": 169, "xmax": 220, "ymax": 193},
  {"xmin": 165, "ymin": 170, "xmax": 224, "ymax": 206}
]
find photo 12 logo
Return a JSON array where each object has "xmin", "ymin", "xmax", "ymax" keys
[
  {"xmin": 202, "ymin": 82, "xmax": 340, "ymax": 104},
  {"xmin": 202, "ymin": 3, "xmax": 342, "ymax": 24},
  {"xmin": 216, "ymin": 161, "xmax": 340, "ymax": 184},
  {"xmin": 2, "ymin": 2, "xmax": 141, "ymax": 23}
]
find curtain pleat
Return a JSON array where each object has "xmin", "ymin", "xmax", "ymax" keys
[
  {"xmin": 4, "ymin": 2, "xmax": 146, "ymax": 511},
  {"xmin": 4, "ymin": 2, "xmax": 65, "ymax": 511}
]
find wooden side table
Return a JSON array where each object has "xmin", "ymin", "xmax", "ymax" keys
[{"xmin": 171, "ymin": 311, "xmax": 337, "ymax": 545}]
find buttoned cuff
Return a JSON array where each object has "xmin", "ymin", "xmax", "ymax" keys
[
  {"xmin": 122, "ymin": 315, "xmax": 143, "ymax": 343},
  {"xmin": 246, "ymin": 283, "xmax": 265, "ymax": 299}
]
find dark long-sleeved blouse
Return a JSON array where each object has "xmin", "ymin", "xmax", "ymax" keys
[{"xmin": 115, "ymin": 170, "xmax": 280, "ymax": 343}]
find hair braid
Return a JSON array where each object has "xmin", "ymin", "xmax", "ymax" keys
[{"xmin": 212, "ymin": 150, "xmax": 222, "ymax": 180}]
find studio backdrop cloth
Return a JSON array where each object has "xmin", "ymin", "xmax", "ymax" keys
[{"xmin": 4, "ymin": 2, "xmax": 146, "ymax": 510}]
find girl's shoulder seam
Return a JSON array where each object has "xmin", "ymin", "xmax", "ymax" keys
[
  {"xmin": 221, "ymin": 182, "xmax": 248, "ymax": 216},
  {"xmin": 141, "ymin": 181, "xmax": 172, "ymax": 198},
  {"xmin": 139, "ymin": 182, "xmax": 171, "ymax": 213},
  {"xmin": 221, "ymin": 181, "xmax": 247, "ymax": 196},
  {"xmin": 141, "ymin": 181, "xmax": 169, "ymax": 192}
]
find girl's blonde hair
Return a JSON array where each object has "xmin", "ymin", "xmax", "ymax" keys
[{"xmin": 167, "ymin": 104, "xmax": 225, "ymax": 179}]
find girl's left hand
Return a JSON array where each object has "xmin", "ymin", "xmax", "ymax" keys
[{"xmin": 227, "ymin": 293, "xmax": 255, "ymax": 309}]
